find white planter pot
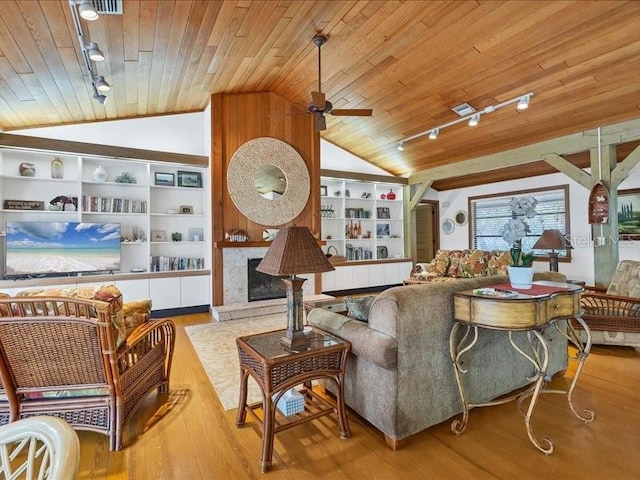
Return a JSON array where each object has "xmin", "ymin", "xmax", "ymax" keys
[{"xmin": 508, "ymin": 266, "xmax": 534, "ymax": 289}]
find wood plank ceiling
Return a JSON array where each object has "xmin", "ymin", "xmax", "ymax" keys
[{"xmin": 1, "ymin": 1, "xmax": 640, "ymax": 184}]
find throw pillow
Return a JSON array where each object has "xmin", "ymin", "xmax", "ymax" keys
[{"xmin": 344, "ymin": 295, "xmax": 376, "ymax": 322}]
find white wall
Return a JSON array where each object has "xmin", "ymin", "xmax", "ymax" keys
[
  {"xmin": 321, "ymin": 139, "xmax": 393, "ymax": 175},
  {"xmin": 436, "ymin": 165, "xmax": 640, "ymax": 285},
  {"xmin": 11, "ymin": 111, "xmax": 207, "ymax": 156}
]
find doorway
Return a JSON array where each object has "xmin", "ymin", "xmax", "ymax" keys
[{"xmin": 415, "ymin": 200, "xmax": 439, "ymax": 263}]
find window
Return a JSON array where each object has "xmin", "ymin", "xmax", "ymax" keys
[{"xmin": 469, "ymin": 185, "xmax": 571, "ymax": 258}]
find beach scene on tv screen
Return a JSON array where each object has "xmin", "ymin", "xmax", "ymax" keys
[{"xmin": 6, "ymin": 222, "xmax": 121, "ymax": 276}]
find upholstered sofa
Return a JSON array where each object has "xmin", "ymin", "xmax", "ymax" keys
[
  {"xmin": 0, "ymin": 285, "xmax": 175, "ymax": 450},
  {"xmin": 308, "ymin": 271, "xmax": 567, "ymax": 449},
  {"xmin": 409, "ymin": 249, "xmax": 513, "ymax": 283}
]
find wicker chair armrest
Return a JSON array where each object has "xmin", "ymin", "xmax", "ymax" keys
[
  {"xmin": 117, "ymin": 318, "xmax": 176, "ymax": 375},
  {"xmin": 581, "ymin": 291, "xmax": 640, "ymax": 317},
  {"xmin": 582, "ymin": 285, "xmax": 607, "ymax": 293}
]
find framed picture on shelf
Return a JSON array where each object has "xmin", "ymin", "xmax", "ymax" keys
[
  {"xmin": 154, "ymin": 172, "xmax": 175, "ymax": 186},
  {"xmin": 151, "ymin": 230, "xmax": 167, "ymax": 242},
  {"xmin": 376, "ymin": 223, "xmax": 390, "ymax": 237},
  {"xmin": 180, "ymin": 205, "xmax": 194, "ymax": 214},
  {"xmin": 320, "ymin": 185, "xmax": 328, "ymax": 197},
  {"xmin": 189, "ymin": 227, "xmax": 204, "ymax": 242},
  {"xmin": 377, "ymin": 207, "xmax": 390, "ymax": 219},
  {"xmin": 618, "ymin": 188, "xmax": 640, "ymax": 239},
  {"xmin": 177, "ymin": 170, "xmax": 202, "ymax": 188}
]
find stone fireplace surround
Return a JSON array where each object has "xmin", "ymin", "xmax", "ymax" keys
[{"xmin": 212, "ymin": 246, "xmax": 319, "ymax": 321}]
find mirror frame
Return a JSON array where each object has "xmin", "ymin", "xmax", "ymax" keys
[
  {"xmin": 227, "ymin": 137, "xmax": 310, "ymax": 226},
  {"xmin": 454, "ymin": 210, "xmax": 468, "ymax": 226}
]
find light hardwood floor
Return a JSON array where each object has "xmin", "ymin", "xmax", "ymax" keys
[{"xmin": 77, "ymin": 312, "xmax": 640, "ymax": 479}]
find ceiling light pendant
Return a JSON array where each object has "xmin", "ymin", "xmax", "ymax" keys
[
  {"xmin": 397, "ymin": 142, "xmax": 405, "ymax": 151},
  {"xmin": 92, "ymin": 85, "xmax": 107, "ymax": 105},
  {"xmin": 78, "ymin": 0, "xmax": 99, "ymax": 20},
  {"xmin": 94, "ymin": 75, "xmax": 110, "ymax": 92},
  {"xmin": 85, "ymin": 42, "xmax": 104, "ymax": 61},
  {"xmin": 468, "ymin": 113, "xmax": 480, "ymax": 127},
  {"xmin": 517, "ymin": 94, "xmax": 531, "ymax": 110},
  {"xmin": 428, "ymin": 128, "xmax": 439, "ymax": 140}
]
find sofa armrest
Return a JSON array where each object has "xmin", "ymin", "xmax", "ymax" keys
[{"xmin": 307, "ymin": 309, "xmax": 397, "ymax": 369}]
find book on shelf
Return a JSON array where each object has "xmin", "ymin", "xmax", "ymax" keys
[
  {"xmin": 82, "ymin": 195, "xmax": 147, "ymax": 213},
  {"xmin": 149, "ymin": 256, "xmax": 204, "ymax": 272}
]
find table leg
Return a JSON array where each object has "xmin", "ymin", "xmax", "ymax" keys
[
  {"xmin": 449, "ymin": 323, "xmax": 478, "ymax": 435},
  {"xmin": 235, "ymin": 368, "xmax": 249, "ymax": 427},
  {"xmin": 261, "ymin": 390, "xmax": 275, "ymax": 473},
  {"xmin": 335, "ymin": 373, "xmax": 351, "ymax": 439}
]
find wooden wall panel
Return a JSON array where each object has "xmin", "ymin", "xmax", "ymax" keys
[{"xmin": 210, "ymin": 92, "xmax": 319, "ymax": 305}]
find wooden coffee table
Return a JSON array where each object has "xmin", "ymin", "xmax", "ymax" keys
[{"xmin": 235, "ymin": 328, "xmax": 351, "ymax": 472}]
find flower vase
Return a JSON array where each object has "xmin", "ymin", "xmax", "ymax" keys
[
  {"xmin": 93, "ymin": 165, "xmax": 108, "ymax": 182},
  {"xmin": 387, "ymin": 189, "xmax": 396, "ymax": 200},
  {"xmin": 507, "ymin": 266, "xmax": 534, "ymax": 289},
  {"xmin": 51, "ymin": 157, "xmax": 64, "ymax": 179}
]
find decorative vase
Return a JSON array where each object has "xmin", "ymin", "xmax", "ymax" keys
[
  {"xmin": 508, "ymin": 266, "xmax": 534, "ymax": 289},
  {"xmin": 19, "ymin": 162, "xmax": 36, "ymax": 177},
  {"xmin": 93, "ymin": 165, "xmax": 108, "ymax": 182},
  {"xmin": 51, "ymin": 157, "xmax": 63, "ymax": 179},
  {"xmin": 387, "ymin": 189, "xmax": 396, "ymax": 200}
]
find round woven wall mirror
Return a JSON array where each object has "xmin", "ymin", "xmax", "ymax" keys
[
  {"xmin": 227, "ymin": 137, "xmax": 310, "ymax": 226},
  {"xmin": 454, "ymin": 210, "xmax": 468, "ymax": 226}
]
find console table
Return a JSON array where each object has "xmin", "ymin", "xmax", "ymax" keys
[
  {"xmin": 235, "ymin": 328, "xmax": 350, "ymax": 472},
  {"xmin": 450, "ymin": 281, "xmax": 595, "ymax": 454}
]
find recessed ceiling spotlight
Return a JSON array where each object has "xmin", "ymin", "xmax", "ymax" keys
[
  {"xmin": 428, "ymin": 128, "xmax": 439, "ymax": 140},
  {"xmin": 78, "ymin": 0, "xmax": 99, "ymax": 20},
  {"xmin": 517, "ymin": 94, "xmax": 531, "ymax": 110},
  {"xmin": 468, "ymin": 113, "xmax": 480, "ymax": 127},
  {"xmin": 85, "ymin": 42, "xmax": 104, "ymax": 61}
]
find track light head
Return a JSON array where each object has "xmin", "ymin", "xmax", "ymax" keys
[
  {"xmin": 78, "ymin": 0, "xmax": 99, "ymax": 21},
  {"xmin": 397, "ymin": 142, "xmax": 405, "ymax": 152},
  {"xmin": 94, "ymin": 75, "xmax": 110, "ymax": 92},
  {"xmin": 428, "ymin": 128, "xmax": 439, "ymax": 140},
  {"xmin": 468, "ymin": 113, "xmax": 480, "ymax": 127},
  {"xmin": 85, "ymin": 42, "xmax": 104, "ymax": 61},
  {"xmin": 93, "ymin": 90, "xmax": 108, "ymax": 105},
  {"xmin": 517, "ymin": 94, "xmax": 530, "ymax": 110}
]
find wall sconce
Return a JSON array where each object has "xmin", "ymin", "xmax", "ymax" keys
[{"xmin": 396, "ymin": 91, "xmax": 534, "ymax": 150}]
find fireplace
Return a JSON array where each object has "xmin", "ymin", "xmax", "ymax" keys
[{"xmin": 247, "ymin": 258, "xmax": 287, "ymax": 302}]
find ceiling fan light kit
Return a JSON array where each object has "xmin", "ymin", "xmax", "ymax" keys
[
  {"xmin": 307, "ymin": 33, "xmax": 373, "ymax": 132},
  {"xmin": 396, "ymin": 91, "xmax": 534, "ymax": 150},
  {"xmin": 69, "ymin": 1, "xmax": 112, "ymax": 106}
]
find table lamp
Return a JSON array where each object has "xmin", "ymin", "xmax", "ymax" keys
[
  {"xmin": 256, "ymin": 226, "xmax": 335, "ymax": 349},
  {"xmin": 532, "ymin": 229, "xmax": 573, "ymax": 272}
]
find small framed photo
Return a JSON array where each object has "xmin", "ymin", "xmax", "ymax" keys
[
  {"xmin": 189, "ymin": 227, "xmax": 204, "ymax": 242},
  {"xmin": 151, "ymin": 230, "xmax": 167, "ymax": 242},
  {"xmin": 177, "ymin": 170, "xmax": 202, "ymax": 188},
  {"xmin": 377, "ymin": 207, "xmax": 391, "ymax": 219},
  {"xmin": 180, "ymin": 205, "xmax": 193, "ymax": 214},
  {"xmin": 154, "ymin": 172, "xmax": 175, "ymax": 186},
  {"xmin": 320, "ymin": 185, "xmax": 328, "ymax": 197},
  {"xmin": 376, "ymin": 223, "xmax": 390, "ymax": 237}
]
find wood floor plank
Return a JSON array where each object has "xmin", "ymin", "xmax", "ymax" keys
[{"xmin": 76, "ymin": 312, "xmax": 640, "ymax": 479}]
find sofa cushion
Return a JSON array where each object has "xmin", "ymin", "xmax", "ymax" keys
[
  {"xmin": 487, "ymin": 250, "xmax": 513, "ymax": 275},
  {"xmin": 344, "ymin": 295, "xmax": 376, "ymax": 321},
  {"xmin": 457, "ymin": 250, "xmax": 489, "ymax": 278},
  {"xmin": 445, "ymin": 250, "xmax": 466, "ymax": 278},
  {"xmin": 607, "ymin": 260, "xmax": 640, "ymax": 297}
]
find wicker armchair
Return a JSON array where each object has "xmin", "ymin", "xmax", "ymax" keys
[
  {"xmin": 0, "ymin": 288, "xmax": 175, "ymax": 451},
  {"xmin": 576, "ymin": 260, "xmax": 640, "ymax": 349}
]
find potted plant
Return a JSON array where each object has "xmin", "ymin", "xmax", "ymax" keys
[{"xmin": 502, "ymin": 196, "xmax": 538, "ymax": 289}]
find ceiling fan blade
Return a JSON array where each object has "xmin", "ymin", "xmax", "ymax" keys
[
  {"xmin": 311, "ymin": 91, "xmax": 325, "ymax": 109},
  {"xmin": 330, "ymin": 109, "xmax": 373, "ymax": 117},
  {"xmin": 315, "ymin": 112, "xmax": 326, "ymax": 132}
]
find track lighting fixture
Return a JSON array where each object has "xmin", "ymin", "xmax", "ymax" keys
[
  {"xmin": 85, "ymin": 42, "xmax": 104, "ymax": 61},
  {"xmin": 94, "ymin": 75, "xmax": 110, "ymax": 92},
  {"xmin": 69, "ymin": 0, "xmax": 111, "ymax": 106},
  {"xmin": 517, "ymin": 94, "xmax": 531, "ymax": 110},
  {"xmin": 77, "ymin": 0, "xmax": 99, "ymax": 21},
  {"xmin": 395, "ymin": 91, "xmax": 534, "ymax": 150}
]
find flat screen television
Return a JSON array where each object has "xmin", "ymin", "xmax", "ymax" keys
[{"xmin": 5, "ymin": 221, "xmax": 121, "ymax": 278}]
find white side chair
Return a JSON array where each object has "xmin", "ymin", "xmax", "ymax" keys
[{"xmin": 0, "ymin": 416, "xmax": 80, "ymax": 480}]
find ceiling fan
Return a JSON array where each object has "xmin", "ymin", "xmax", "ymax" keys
[{"xmin": 307, "ymin": 34, "xmax": 373, "ymax": 132}]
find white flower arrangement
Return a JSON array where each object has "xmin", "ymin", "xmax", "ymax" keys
[{"xmin": 501, "ymin": 196, "xmax": 538, "ymax": 248}]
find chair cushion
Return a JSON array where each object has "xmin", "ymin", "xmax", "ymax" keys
[{"xmin": 607, "ymin": 260, "xmax": 640, "ymax": 297}]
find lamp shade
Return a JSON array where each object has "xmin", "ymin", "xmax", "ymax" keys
[
  {"xmin": 256, "ymin": 226, "xmax": 335, "ymax": 276},
  {"xmin": 532, "ymin": 229, "xmax": 572, "ymax": 251}
]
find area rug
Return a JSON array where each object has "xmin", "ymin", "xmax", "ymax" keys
[{"xmin": 185, "ymin": 314, "xmax": 286, "ymax": 411}]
